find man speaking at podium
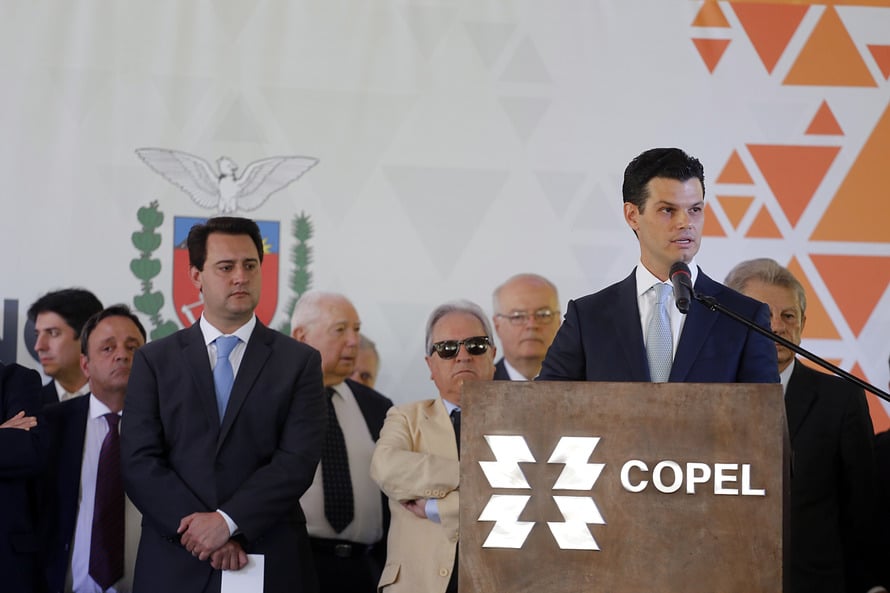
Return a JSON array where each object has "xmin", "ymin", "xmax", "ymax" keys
[{"xmin": 539, "ymin": 147, "xmax": 778, "ymax": 384}]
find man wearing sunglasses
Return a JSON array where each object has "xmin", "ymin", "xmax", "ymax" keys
[
  {"xmin": 539, "ymin": 147, "xmax": 778, "ymax": 385},
  {"xmin": 492, "ymin": 273, "xmax": 561, "ymax": 381},
  {"xmin": 371, "ymin": 300, "xmax": 496, "ymax": 593}
]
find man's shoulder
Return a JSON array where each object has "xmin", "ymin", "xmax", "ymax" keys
[
  {"xmin": 571, "ymin": 272, "xmax": 634, "ymax": 309},
  {"xmin": 696, "ymin": 271, "xmax": 764, "ymax": 312},
  {"xmin": 345, "ymin": 378, "xmax": 394, "ymax": 408},
  {"xmin": 791, "ymin": 361, "xmax": 864, "ymax": 398}
]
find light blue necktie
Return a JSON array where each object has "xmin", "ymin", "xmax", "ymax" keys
[
  {"xmin": 213, "ymin": 335, "xmax": 240, "ymax": 423},
  {"xmin": 647, "ymin": 283, "xmax": 673, "ymax": 383}
]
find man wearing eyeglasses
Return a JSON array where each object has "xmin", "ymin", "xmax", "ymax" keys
[
  {"xmin": 539, "ymin": 147, "xmax": 778, "ymax": 384},
  {"xmin": 371, "ymin": 300, "xmax": 496, "ymax": 593},
  {"xmin": 492, "ymin": 274, "xmax": 561, "ymax": 381}
]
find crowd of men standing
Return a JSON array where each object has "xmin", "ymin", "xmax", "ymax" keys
[{"xmin": 1, "ymin": 147, "xmax": 888, "ymax": 593}]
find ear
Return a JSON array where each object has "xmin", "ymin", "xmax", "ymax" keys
[
  {"xmin": 799, "ymin": 312, "xmax": 807, "ymax": 334},
  {"xmin": 80, "ymin": 353, "xmax": 90, "ymax": 380},
  {"xmin": 292, "ymin": 326, "xmax": 306, "ymax": 342},
  {"xmin": 189, "ymin": 266, "xmax": 202, "ymax": 292},
  {"xmin": 425, "ymin": 355, "xmax": 434, "ymax": 380},
  {"xmin": 623, "ymin": 202, "xmax": 640, "ymax": 232}
]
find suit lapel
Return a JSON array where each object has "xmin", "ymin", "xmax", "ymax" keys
[
  {"xmin": 785, "ymin": 361, "xmax": 817, "ymax": 441},
  {"xmin": 182, "ymin": 323, "xmax": 220, "ymax": 427},
  {"xmin": 670, "ymin": 270, "xmax": 719, "ymax": 381},
  {"xmin": 424, "ymin": 399, "xmax": 458, "ymax": 460},
  {"xmin": 217, "ymin": 323, "xmax": 272, "ymax": 451},
  {"xmin": 610, "ymin": 272, "xmax": 650, "ymax": 381}
]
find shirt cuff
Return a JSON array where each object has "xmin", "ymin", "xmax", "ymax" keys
[
  {"xmin": 866, "ymin": 587, "xmax": 888, "ymax": 593},
  {"xmin": 216, "ymin": 509, "xmax": 238, "ymax": 536},
  {"xmin": 424, "ymin": 498, "xmax": 441, "ymax": 523}
]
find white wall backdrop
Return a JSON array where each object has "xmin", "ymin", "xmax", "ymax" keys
[{"xmin": 1, "ymin": 1, "xmax": 888, "ymax": 423}]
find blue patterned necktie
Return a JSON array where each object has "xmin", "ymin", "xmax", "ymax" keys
[
  {"xmin": 213, "ymin": 335, "xmax": 240, "ymax": 423},
  {"xmin": 647, "ymin": 283, "xmax": 673, "ymax": 383}
]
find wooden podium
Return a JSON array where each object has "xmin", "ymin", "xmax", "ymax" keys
[{"xmin": 459, "ymin": 381, "xmax": 789, "ymax": 593}]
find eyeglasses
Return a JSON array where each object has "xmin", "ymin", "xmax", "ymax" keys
[
  {"xmin": 430, "ymin": 336, "xmax": 491, "ymax": 359},
  {"xmin": 496, "ymin": 308, "xmax": 558, "ymax": 326}
]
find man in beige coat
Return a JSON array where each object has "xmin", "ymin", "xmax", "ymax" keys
[{"xmin": 371, "ymin": 300, "xmax": 497, "ymax": 593}]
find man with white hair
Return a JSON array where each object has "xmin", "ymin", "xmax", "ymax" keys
[{"xmin": 291, "ymin": 291, "xmax": 393, "ymax": 593}]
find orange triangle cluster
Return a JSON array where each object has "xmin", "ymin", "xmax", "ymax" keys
[
  {"xmin": 806, "ymin": 101, "xmax": 843, "ymax": 136},
  {"xmin": 731, "ymin": 2, "xmax": 808, "ymax": 74},
  {"xmin": 702, "ymin": 208, "xmax": 727, "ymax": 237},
  {"xmin": 716, "ymin": 195, "xmax": 754, "ymax": 229},
  {"xmin": 747, "ymin": 144, "xmax": 840, "ymax": 227},
  {"xmin": 716, "ymin": 150, "xmax": 754, "ymax": 184},
  {"xmin": 810, "ymin": 254, "xmax": 890, "ymax": 337},
  {"xmin": 868, "ymin": 45, "xmax": 890, "ymax": 80},
  {"xmin": 692, "ymin": 38, "xmax": 731, "ymax": 73},
  {"xmin": 745, "ymin": 205, "xmax": 782, "ymax": 238},
  {"xmin": 784, "ymin": 6, "xmax": 876, "ymax": 87},
  {"xmin": 786, "ymin": 257, "xmax": 840, "ymax": 340},
  {"xmin": 692, "ymin": 0, "xmax": 730, "ymax": 27},
  {"xmin": 812, "ymin": 101, "xmax": 890, "ymax": 242}
]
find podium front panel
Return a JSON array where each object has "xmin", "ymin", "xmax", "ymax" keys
[{"xmin": 460, "ymin": 381, "xmax": 788, "ymax": 593}]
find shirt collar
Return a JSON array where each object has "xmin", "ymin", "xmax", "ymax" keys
[
  {"xmin": 635, "ymin": 258, "xmax": 699, "ymax": 297},
  {"xmin": 441, "ymin": 397, "xmax": 460, "ymax": 414},
  {"xmin": 503, "ymin": 358, "xmax": 531, "ymax": 381},
  {"xmin": 88, "ymin": 393, "xmax": 117, "ymax": 420},
  {"xmin": 779, "ymin": 358, "xmax": 795, "ymax": 395},
  {"xmin": 199, "ymin": 314, "xmax": 257, "ymax": 346}
]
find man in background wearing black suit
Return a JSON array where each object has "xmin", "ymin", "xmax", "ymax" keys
[
  {"xmin": 0, "ymin": 361, "xmax": 42, "ymax": 593},
  {"xmin": 291, "ymin": 291, "xmax": 393, "ymax": 593},
  {"xmin": 28, "ymin": 288, "xmax": 103, "ymax": 406},
  {"xmin": 539, "ymin": 147, "xmax": 778, "ymax": 384},
  {"xmin": 42, "ymin": 305, "xmax": 146, "ymax": 593},
  {"xmin": 122, "ymin": 217, "xmax": 326, "ymax": 593},
  {"xmin": 491, "ymin": 273, "xmax": 560, "ymax": 381},
  {"xmin": 725, "ymin": 258, "xmax": 884, "ymax": 593}
]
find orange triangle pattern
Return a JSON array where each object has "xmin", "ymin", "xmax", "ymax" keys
[
  {"xmin": 692, "ymin": 0, "xmax": 730, "ymax": 27},
  {"xmin": 799, "ymin": 358, "xmax": 843, "ymax": 373},
  {"xmin": 812, "ymin": 101, "xmax": 890, "ymax": 242},
  {"xmin": 731, "ymin": 2, "xmax": 808, "ymax": 74},
  {"xmin": 692, "ymin": 38, "xmax": 731, "ymax": 73},
  {"xmin": 716, "ymin": 150, "xmax": 754, "ymax": 184},
  {"xmin": 784, "ymin": 6, "xmax": 877, "ymax": 87},
  {"xmin": 716, "ymin": 195, "xmax": 754, "ymax": 229},
  {"xmin": 702, "ymin": 206, "xmax": 727, "ymax": 237},
  {"xmin": 747, "ymin": 144, "xmax": 840, "ymax": 227},
  {"xmin": 810, "ymin": 254, "xmax": 890, "ymax": 337},
  {"xmin": 806, "ymin": 101, "xmax": 843, "ymax": 136},
  {"xmin": 867, "ymin": 44, "xmax": 890, "ymax": 80},
  {"xmin": 785, "ymin": 256, "xmax": 840, "ymax": 340},
  {"xmin": 745, "ymin": 205, "xmax": 783, "ymax": 238}
]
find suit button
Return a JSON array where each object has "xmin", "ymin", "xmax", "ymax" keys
[
  {"xmin": 424, "ymin": 489, "xmax": 432, "ymax": 496},
  {"xmin": 439, "ymin": 568, "xmax": 449, "ymax": 577}
]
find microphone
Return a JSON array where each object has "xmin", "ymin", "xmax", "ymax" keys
[{"xmin": 669, "ymin": 261, "xmax": 693, "ymax": 314}]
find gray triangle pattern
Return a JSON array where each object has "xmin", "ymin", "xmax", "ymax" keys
[
  {"xmin": 211, "ymin": 96, "xmax": 268, "ymax": 143},
  {"xmin": 261, "ymin": 86, "xmax": 417, "ymax": 219},
  {"xmin": 499, "ymin": 38, "xmax": 552, "ymax": 84},
  {"xmin": 499, "ymin": 96, "xmax": 551, "ymax": 141},
  {"xmin": 211, "ymin": 0, "xmax": 262, "ymax": 40},
  {"xmin": 463, "ymin": 21, "xmax": 518, "ymax": 68},
  {"xmin": 48, "ymin": 67, "xmax": 114, "ymax": 126},
  {"xmin": 400, "ymin": 5, "xmax": 458, "ymax": 59},
  {"xmin": 571, "ymin": 184, "xmax": 624, "ymax": 231},
  {"xmin": 535, "ymin": 170, "xmax": 586, "ymax": 218},
  {"xmin": 749, "ymin": 100, "xmax": 810, "ymax": 139},
  {"xmin": 384, "ymin": 165, "xmax": 509, "ymax": 277},
  {"xmin": 151, "ymin": 75, "xmax": 216, "ymax": 128}
]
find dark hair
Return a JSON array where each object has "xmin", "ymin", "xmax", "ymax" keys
[
  {"xmin": 187, "ymin": 217, "xmax": 264, "ymax": 271},
  {"xmin": 80, "ymin": 305, "xmax": 148, "ymax": 355},
  {"xmin": 622, "ymin": 147, "xmax": 705, "ymax": 212},
  {"xmin": 27, "ymin": 288, "xmax": 103, "ymax": 336}
]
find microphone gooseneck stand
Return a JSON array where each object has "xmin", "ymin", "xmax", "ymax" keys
[{"xmin": 693, "ymin": 291, "xmax": 890, "ymax": 404}]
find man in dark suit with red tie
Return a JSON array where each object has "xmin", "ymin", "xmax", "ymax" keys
[
  {"xmin": 539, "ymin": 147, "xmax": 778, "ymax": 384},
  {"xmin": 0, "ymin": 361, "xmax": 43, "ymax": 593},
  {"xmin": 122, "ymin": 217, "xmax": 326, "ymax": 593},
  {"xmin": 42, "ymin": 305, "xmax": 147, "ymax": 593}
]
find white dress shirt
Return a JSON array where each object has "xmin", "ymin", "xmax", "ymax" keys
[
  {"xmin": 198, "ymin": 313, "xmax": 257, "ymax": 536},
  {"xmin": 635, "ymin": 259, "xmax": 699, "ymax": 359},
  {"xmin": 300, "ymin": 381, "xmax": 383, "ymax": 544},
  {"xmin": 54, "ymin": 379, "xmax": 91, "ymax": 402},
  {"xmin": 69, "ymin": 395, "xmax": 141, "ymax": 593},
  {"xmin": 503, "ymin": 358, "xmax": 530, "ymax": 381}
]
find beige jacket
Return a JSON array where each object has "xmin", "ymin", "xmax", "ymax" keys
[{"xmin": 370, "ymin": 398, "xmax": 460, "ymax": 593}]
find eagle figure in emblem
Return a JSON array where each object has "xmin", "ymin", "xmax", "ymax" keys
[{"xmin": 136, "ymin": 148, "xmax": 319, "ymax": 214}]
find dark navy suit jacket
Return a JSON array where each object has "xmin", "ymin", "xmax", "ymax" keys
[
  {"xmin": 784, "ymin": 361, "xmax": 879, "ymax": 593},
  {"xmin": 122, "ymin": 322, "xmax": 326, "ymax": 593},
  {"xmin": 493, "ymin": 359, "xmax": 510, "ymax": 381},
  {"xmin": 539, "ymin": 268, "xmax": 779, "ymax": 383},
  {"xmin": 0, "ymin": 363, "xmax": 44, "ymax": 593},
  {"xmin": 40, "ymin": 395, "xmax": 90, "ymax": 593},
  {"xmin": 39, "ymin": 382, "xmax": 59, "ymax": 408}
]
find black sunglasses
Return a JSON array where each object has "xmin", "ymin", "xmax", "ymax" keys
[{"xmin": 430, "ymin": 336, "xmax": 491, "ymax": 359}]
